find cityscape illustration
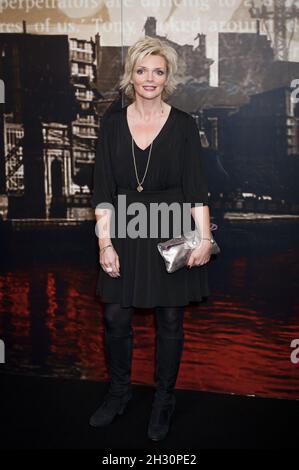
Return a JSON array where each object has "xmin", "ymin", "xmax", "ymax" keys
[{"xmin": 0, "ymin": 2, "xmax": 299, "ymax": 236}]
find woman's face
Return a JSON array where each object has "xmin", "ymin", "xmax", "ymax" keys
[{"xmin": 130, "ymin": 54, "xmax": 167, "ymax": 100}]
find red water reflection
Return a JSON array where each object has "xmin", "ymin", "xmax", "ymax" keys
[{"xmin": 0, "ymin": 253, "xmax": 298, "ymax": 399}]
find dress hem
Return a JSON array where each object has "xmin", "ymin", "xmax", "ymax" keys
[{"xmin": 94, "ymin": 290, "xmax": 210, "ymax": 309}]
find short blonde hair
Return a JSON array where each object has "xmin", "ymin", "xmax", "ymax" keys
[{"xmin": 119, "ymin": 36, "xmax": 178, "ymax": 101}]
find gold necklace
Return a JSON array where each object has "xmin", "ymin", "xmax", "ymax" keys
[
  {"xmin": 132, "ymin": 103, "xmax": 164, "ymax": 192},
  {"xmin": 132, "ymin": 138, "xmax": 153, "ymax": 192}
]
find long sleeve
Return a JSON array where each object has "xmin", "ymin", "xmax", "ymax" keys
[
  {"xmin": 182, "ymin": 114, "xmax": 209, "ymax": 208},
  {"xmin": 91, "ymin": 115, "xmax": 116, "ymax": 209}
]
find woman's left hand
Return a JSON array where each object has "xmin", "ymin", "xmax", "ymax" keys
[{"xmin": 187, "ymin": 240, "xmax": 211, "ymax": 268}]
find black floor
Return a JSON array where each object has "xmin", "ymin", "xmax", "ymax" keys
[{"xmin": 0, "ymin": 372, "xmax": 298, "ymax": 449}]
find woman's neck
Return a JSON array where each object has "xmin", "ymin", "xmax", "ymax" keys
[{"xmin": 130, "ymin": 99, "xmax": 167, "ymax": 121}]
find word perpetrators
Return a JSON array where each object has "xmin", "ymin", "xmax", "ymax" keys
[{"xmin": 0, "ymin": 0, "xmax": 102, "ymax": 14}]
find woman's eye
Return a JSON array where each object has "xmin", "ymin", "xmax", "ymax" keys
[{"xmin": 136, "ymin": 69, "xmax": 164, "ymax": 75}]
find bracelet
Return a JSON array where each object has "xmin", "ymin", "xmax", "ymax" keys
[{"xmin": 100, "ymin": 244, "xmax": 112, "ymax": 253}]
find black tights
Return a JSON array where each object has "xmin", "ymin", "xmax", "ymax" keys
[{"xmin": 104, "ymin": 303, "xmax": 184, "ymax": 338}]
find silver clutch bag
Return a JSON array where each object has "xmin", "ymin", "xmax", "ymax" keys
[{"xmin": 157, "ymin": 229, "xmax": 220, "ymax": 273}]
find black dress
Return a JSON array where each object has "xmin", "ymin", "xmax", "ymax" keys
[{"xmin": 91, "ymin": 104, "xmax": 210, "ymax": 308}]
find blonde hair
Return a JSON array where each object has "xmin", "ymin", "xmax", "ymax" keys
[{"xmin": 119, "ymin": 36, "xmax": 178, "ymax": 101}]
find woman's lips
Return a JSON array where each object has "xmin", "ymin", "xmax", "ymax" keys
[{"xmin": 143, "ymin": 86, "xmax": 156, "ymax": 91}]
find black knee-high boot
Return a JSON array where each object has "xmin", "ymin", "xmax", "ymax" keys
[
  {"xmin": 147, "ymin": 332, "xmax": 184, "ymax": 441},
  {"xmin": 89, "ymin": 328, "xmax": 133, "ymax": 427}
]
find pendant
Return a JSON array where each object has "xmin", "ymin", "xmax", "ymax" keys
[{"xmin": 137, "ymin": 184, "xmax": 143, "ymax": 192}]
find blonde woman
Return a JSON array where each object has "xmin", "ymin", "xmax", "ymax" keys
[{"xmin": 90, "ymin": 36, "xmax": 213, "ymax": 441}]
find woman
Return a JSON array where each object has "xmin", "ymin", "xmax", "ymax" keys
[{"xmin": 90, "ymin": 36, "xmax": 213, "ymax": 441}]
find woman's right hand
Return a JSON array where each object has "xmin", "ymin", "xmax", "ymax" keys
[{"xmin": 99, "ymin": 245, "xmax": 121, "ymax": 278}]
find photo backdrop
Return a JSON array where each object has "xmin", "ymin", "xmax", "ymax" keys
[{"xmin": 0, "ymin": 0, "xmax": 298, "ymax": 399}]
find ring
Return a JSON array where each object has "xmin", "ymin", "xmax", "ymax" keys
[{"xmin": 106, "ymin": 267, "xmax": 113, "ymax": 272}]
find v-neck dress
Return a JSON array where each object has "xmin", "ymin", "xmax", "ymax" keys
[{"xmin": 91, "ymin": 104, "xmax": 210, "ymax": 308}]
